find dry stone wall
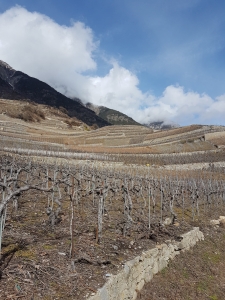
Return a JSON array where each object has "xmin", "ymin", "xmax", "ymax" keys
[
  {"xmin": 88, "ymin": 227, "xmax": 204, "ymax": 300},
  {"xmin": 205, "ymin": 131, "xmax": 225, "ymax": 141}
]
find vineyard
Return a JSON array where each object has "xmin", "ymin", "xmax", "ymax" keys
[
  {"xmin": 1, "ymin": 152, "xmax": 225, "ymax": 299},
  {"xmin": 0, "ymin": 100, "xmax": 225, "ymax": 298}
]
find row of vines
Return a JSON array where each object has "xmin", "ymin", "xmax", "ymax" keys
[
  {"xmin": 1, "ymin": 154, "xmax": 225, "ymax": 259},
  {"xmin": 1, "ymin": 143, "xmax": 225, "ymax": 166}
]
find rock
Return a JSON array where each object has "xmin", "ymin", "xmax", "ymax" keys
[
  {"xmin": 210, "ymin": 220, "xmax": 220, "ymax": 226},
  {"xmin": 156, "ymin": 244, "xmax": 163, "ymax": 250},
  {"xmin": 163, "ymin": 217, "xmax": 172, "ymax": 226},
  {"xmin": 219, "ymin": 218, "xmax": 225, "ymax": 227},
  {"xmin": 173, "ymin": 222, "xmax": 180, "ymax": 227},
  {"xmin": 136, "ymin": 279, "xmax": 145, "ymax": 291}
]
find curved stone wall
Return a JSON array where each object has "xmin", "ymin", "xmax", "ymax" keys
[{"xmin": 88, "ymin": 227, "xmax": 204, "ymax": 300}]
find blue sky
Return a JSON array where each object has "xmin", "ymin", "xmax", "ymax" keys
[{"xmin": 0, "ymin": 0, "xmax": 225, "ymax": 125}]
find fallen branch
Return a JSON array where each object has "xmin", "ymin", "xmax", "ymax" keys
[{"xmin": 73, "ymin": 255, "xmax": 111, "ymax": 266}]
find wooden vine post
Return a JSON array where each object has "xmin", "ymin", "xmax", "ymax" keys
[
  {"xmin": 70, "ymin": 175, "xmax": 75, "ymax": 258},
  {"xmin": 96, "ymin": 189, "xmax": 103, "ymax": 244},
  {"xmin": 148, "ymin": 182, "xmax": 151, "ymax": 230},
  {"xmin": 0, "ymin": 176, "xmax": 6, "ymax": 258}
]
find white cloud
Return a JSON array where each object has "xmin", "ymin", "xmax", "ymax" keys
[
  {"xmin": 85, "ymin": 66, "xmax": 225, "ymax": 126},
  {"xmin": 86, "ymin": 63, "xmax": 152, "ymax": 112},
  {"xmin": 0, "ymin": 6, "xmax": 224, "ymax": 126},
  {"xmin": 0, "ymin": 6, "xmax": 97, "ymax": 97}
]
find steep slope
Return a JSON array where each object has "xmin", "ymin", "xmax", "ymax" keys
[
  {"xmin": 0, "ymin": 77, "xmax": 21, "ymax": 99},
  {"xmin": 86, "ymin": 102, "xmax": 141, "ymax": 126},
  {"xmin": 0, "ymin": 60, "xmax": 110, "ymax": 128}
]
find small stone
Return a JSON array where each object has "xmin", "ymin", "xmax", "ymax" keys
[
  {"xmin": 163, "ymin": 217, "xmax": 172, "ymax": 226},
  {"xmin": 165, "ymin": 240, "xmax": 171, "ymax": 244},
  {"xmin": 174, "ymin": 222, "xmax": 180, "ymax": 227},
  {"xmin": 219, "ymin": 219, "xmax": 225, "ymax": 227},
  {"xmin": 210, "ymin": 220, "xmax": 220, "ymax": 226},
  {"xmin": 156, "ymin": 244, "xmax": 163, "ymax": 249},
  {"xmin": 58, "ymin": 252, "xmax": 66, "ymax": 256}
]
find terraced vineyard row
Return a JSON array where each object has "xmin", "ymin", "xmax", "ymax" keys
[
  {"xmin": 1, "ymin": 151, "xmax": 225, "ymax": 299},
  {"xmin": 1, "ymin": 154, "xmax": 225, "ymax": 250}
]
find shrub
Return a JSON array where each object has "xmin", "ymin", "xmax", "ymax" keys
[
  {"xmin": 8, "ymin": 104, "xmax": 45, "ymax": 122},
  {"xmin": 65, "ymin": 118, "xmax": 81, "ymax": 128},
  {"xmin": 59, "ymin": 106, "xmax": 68, "ymax": 115},
  {"xmin": 91, "ymin": 124, "xmax": 99, "ymax": 130},
  {"xmin": 18, "ymin": 110, "xmax": 37, "ymax": 122}
]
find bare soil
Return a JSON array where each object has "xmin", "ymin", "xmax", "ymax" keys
[{"xmin": 1, "ymin": 183, "xmax": 225, "ymax": 300}]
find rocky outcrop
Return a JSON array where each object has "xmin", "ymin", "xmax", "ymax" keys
[
  {"xmin": 88, "ymin": 227, "xmax": 204, "ymax": 300},
  {"xmin": 86, "ymin": 103, "xmax": 141, "ymax": 126}
]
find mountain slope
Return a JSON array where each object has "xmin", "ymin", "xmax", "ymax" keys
[
  {"xmin": 86, "ymin": 102, "xmax": 141, "ymax": 126},
  {"xmin": 0, "ymin": 77, "xmax": 21, "ymax": 99},
  {"xmin": 0, "ymin": 60, "xmax": 110, "ymax": 128}
]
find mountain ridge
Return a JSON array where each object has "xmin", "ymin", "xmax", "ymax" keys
[
  {"xmin": 0, "ymin": 60, "xmax": 110, "ymax": 128},
  {"xmin": 85, "ymin": 102, "xmax": 141, "ymax": 126}
]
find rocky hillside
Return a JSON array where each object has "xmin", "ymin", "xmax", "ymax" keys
[
  {"xmin": 0, "ymin": 60, "xmax": 110, "ymax": 128},
  {"xmin": 86, "ymin": 102, "xmax": 141, "ymax": 126},
  {"xmin": 0, "ymin": 77, "xmax": 21, "ymax": 99}
]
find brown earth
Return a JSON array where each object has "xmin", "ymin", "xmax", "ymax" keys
[
  {"xmin": 1, "ymin": 156, "xmax": 225, "ymax": 300},
  {"xmin": 0, "ymin": 188, "xmax": 192, "ymax": 300}
]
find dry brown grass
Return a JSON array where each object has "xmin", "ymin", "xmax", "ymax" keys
[
  {"xmin": 5, "ymin": 102, "xmax": 45, "ymax": 122},
  {"xmin": 66, "ymin": 140, "xmax": 215, "ymax": 155},
  {"xmin": 67, "ymin": 144, "xmax": 160, "ymax": 154},
  {"xmin": 64, "ymin": 118, "xmax": 81, "ymax": 128},
  {"xmin": 137, "ymin": 226, "xmax": 225, "ymax": 300},
  {"xmin": 208, "ymin": 137, "xmax": 225, "ymax": 147}
]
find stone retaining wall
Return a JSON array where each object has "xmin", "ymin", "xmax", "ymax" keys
[
  {"xmin": 88, "ymin": 227, "xmax": 204, "ymax": 300},
  {"xmin": 205, "ymin": 131, "xmax": 225, "ymax": 141}
]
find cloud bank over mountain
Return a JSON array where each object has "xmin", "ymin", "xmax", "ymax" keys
[{"xmin": 0, "ymin": 6, "xmax": 224, "ymax": 126}]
